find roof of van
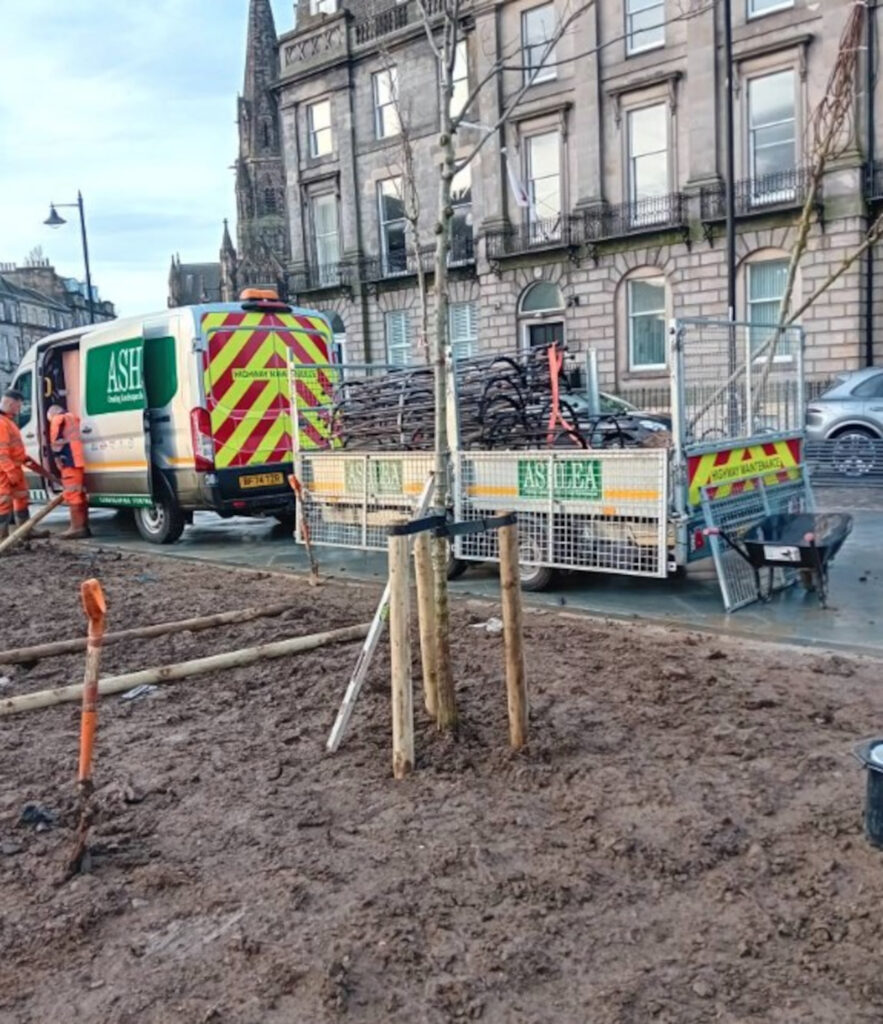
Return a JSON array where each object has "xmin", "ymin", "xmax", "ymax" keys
[{"xmin": 33, "ymin": 300, "xmax": 330, "ymax": 351}]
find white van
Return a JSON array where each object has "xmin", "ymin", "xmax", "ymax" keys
[{"xmin": 14, "ymin": 290, "xmax": 334, "ymax": 542}]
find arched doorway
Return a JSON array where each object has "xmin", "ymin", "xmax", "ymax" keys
[{"xmin": 518, "ymin": 281, "xmax": 565, "ymax": 351}]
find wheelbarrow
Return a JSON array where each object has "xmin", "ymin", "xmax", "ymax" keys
[{"xmin": 703, "ymin": 512, "xmax": 853, "ymax": 608}]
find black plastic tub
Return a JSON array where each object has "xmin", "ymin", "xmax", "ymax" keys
[{"xmin": 854, "ymin": 739, "xmax": 883, "ymax": 848}]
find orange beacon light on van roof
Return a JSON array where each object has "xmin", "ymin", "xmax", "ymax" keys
[{"xmin": 239, "ymin": 288, "xmax": 279, "ymax": 301}]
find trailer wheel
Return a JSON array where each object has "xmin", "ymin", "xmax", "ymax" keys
[
  {"xmin": 517, "ymin": 526, "xmax": 554, "ymax": 591},
  {"xmin": 135, "ymin": 487, "xmax": 186, "ymax": 545}
]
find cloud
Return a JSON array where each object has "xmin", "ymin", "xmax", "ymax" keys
[{"xmin": 0, "ymin": 0, "xmax": 293, "ymax": 317}]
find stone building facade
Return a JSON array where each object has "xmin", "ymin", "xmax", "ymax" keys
[
  {"xmin": 0, "ymin": 260, "xmax": 116, "ymax": 389},
  {"xmin": 269, "ymin": 0, "xmax": 882, "ymax": 395}
]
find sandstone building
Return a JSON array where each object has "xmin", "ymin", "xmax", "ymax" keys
[{"xmin": 250, "ymin": 0, "xmax": 882, "ymax": 394}]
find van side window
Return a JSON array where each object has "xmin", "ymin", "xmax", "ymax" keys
[{"xmin": 12, "ymin": 371, "xmax": 32, "ymax": 429}]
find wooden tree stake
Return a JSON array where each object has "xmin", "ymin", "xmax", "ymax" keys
[
  {"xmin": 413, "ymin": 531, "xmax": 438, "ymax": 717},
  {"xmin": 498, "ymin": 517, "xmax": 528, "ymax": 750},
  {"xmin": 388, "ymin": 527, "xmax": 413, "ymax": 779},
  {"xmin": 0, "ymin": 493, "xmax": 64, "ymax": 554}
]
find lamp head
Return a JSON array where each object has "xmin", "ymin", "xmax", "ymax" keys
[{"xmin": 44, "ymin": 204, "xmax": 66, "ymax": 228}]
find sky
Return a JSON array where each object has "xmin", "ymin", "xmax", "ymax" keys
[{"xmin": 0, "ymin": 0, "xmax": 293, "ymax": 317}]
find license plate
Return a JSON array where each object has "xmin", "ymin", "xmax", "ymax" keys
[{"xmin": 239, "ymin": 472, "xmax": 285, "ymax": 490}]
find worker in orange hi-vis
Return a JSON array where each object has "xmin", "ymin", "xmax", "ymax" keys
[
  {"xmin": 0, "ymin": 388, "xmax": 51, "ymax": 541},
  {"xmin": 47, "ymin": 403, "xmax": 90, "ymax": 540}
]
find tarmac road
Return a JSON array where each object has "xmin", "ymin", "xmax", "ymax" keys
[{"xmin": 35, "ymin": 482, "xmax": 883, "ymax": 660}]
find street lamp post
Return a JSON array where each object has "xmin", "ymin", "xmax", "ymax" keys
[{"xmin": 44, "ymin": 191, "xmax": 95, "ymax": 324}]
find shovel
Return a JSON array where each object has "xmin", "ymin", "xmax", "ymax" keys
[{"xmin": 288, "ymin": 473, "xmax": 320, "ymax": 586}]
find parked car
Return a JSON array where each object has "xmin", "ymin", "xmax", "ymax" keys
[
  {"xmin": 806, "ymin": 367, "xmax": 883, "ymax": 476},
  {"xmin": 563, "ymin": 391, "xmax": 672, "ymax": 447}
]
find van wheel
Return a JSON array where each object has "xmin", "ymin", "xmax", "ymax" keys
[{"xmin": 135, "ymin": 494, "xmax": 186, "ymax": 545}]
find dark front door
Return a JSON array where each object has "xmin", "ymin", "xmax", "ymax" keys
[{"xmin": 527, "ymin": 321, "xmax": 565, "ymax": 350}]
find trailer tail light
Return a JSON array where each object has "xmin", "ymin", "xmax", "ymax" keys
[{"xmin": 190, "ymin": 407, "xmax": 215, "ymax": 472}]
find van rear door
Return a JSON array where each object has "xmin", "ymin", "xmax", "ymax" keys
[
  {"xmin": 199, "ymin": 309, "xmax": 332, "ymax": 499},
  {"xmin": 79, "ymin": 326, "xmax": 151, "ymax": 507}
]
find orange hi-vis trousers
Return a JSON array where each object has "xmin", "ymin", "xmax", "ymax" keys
[
  {"xmin": 0, "ymin": 465, "xmax": 29, "ymax": 523},
  {"xmin": 61, "ymin": 466, "xmax": 86, "ymax": 508}
]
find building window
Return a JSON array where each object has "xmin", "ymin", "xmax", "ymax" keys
[
  {"xmin": 385, "ymin": 310, "xmax": 411, "ymax": 366},
  {"xmin": 312, "ymin": 194, "xmax": 340, "ymax": 285},
  {"xmin": 626, "ymin": 0, "xmax": 665, "ymax": 55},
  {"xmin": 310, "ymin": 0, "xmax": 337, "ymax": 13},
  {"xmin": 748, "ymin": 69, "xmax": 796, "ymax": 202},
  {"xmin": 373, "ymin": 68, "xmax": 400, "ymax": 139},
  {"xmin": 262, "ymin": 188, "xmax": 277, "ymax": 215},
  {"xmin": 378, "ymin": 177, "xmax": 407, "ymax": 275},
  {"xmin": 748, "ymin": 0, "xmax": 793, "ymax": 17},
  {"xmin": 628, "ymin": 277, "xmax": 667, "ymax": 369},
  {"xmin": 308, "ymin": 99, "xmax": 333, "ymax": 157},
  {"xmin": 449, "ymin": 301, "xmax": 478, "ymax": 360},
  {"xmin": 526, "ymin": 131, "xmax": 562, "ymax": 240},
  {"xmin": 450, "ymin": 166, "xmax": 473, "ymax": 264},
  {"xmin": 747, "ymin": 258, "xmax": 791, "ymax": 355},
  {"xmin": 449, "ymin": 40, "xmax": 469, "ymax": 120},
  {"xmin": 627, "ymin": 103, "xmax": 668, "ymax": 225},
  {"xmin": 522, "ymin": 4, "xmax": 557, "ymax": 85}
]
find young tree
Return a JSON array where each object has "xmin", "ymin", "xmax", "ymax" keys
[{"xmin": 411, "ymin": 0, "xmax": 594, "ymax": 730}]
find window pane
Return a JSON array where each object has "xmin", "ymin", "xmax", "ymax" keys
[
  {"xmin": 628, "ymin": 105, "xmax": 666, "ymax": 158},
  {"xmin": 385, "ymin": 311, "xmax": 411, "ymax": 366},
  {"xmin": 449, "ymin": 300, "xmax": 478, "ymax": 360},
  {"xmin": 451, "ymin": 165, "xmax": 471, "ymax": 206},
  {"xmin": 626, "ymin": 0, "xmax": 664, "ymax": 53},
  {"xmin": 750, "ymin": 71, "xmax": 794, "ymax": 128},
  {"xmin": 520, "ymin": 281, "xmax": 563, "ymax": 312},
  {"xmin": 379, "ymin": 178, "xmax": 403, "ymax": 220},
  {"xmin": 450, "ymin": 41, "xmax": 469, "ymax": 119},
  {"xmin": 309, "ymin": 100, "xmax": 333, "ymax": 157},
  {"xmin": 628, "ymin": 278, "xmax": 666, "ymax": 369},
  {"xmin": 527, "ymin": 132, "xmax": 560, "ymax": 223},
  {"xmin": 749, "ymin": 0, "xmax": 793, "ymax": 15},
  {"xmin": 747, "ymin": 259, "xmax": 790, "ymax": 354},
  {"xmin": 310, "ymin": 100, "xmax": 330, "ymax": 130},
  {"xmin": 528, "ymin": 132, "xmax": 558, "ymax": 178},
  {"xmin": 522, "ymin": 3, "xmax": 556, "ymax": 82}
]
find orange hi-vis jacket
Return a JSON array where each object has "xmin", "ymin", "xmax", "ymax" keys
[
  {"xmin": 0, "ymin": 411, "xmax": 26, "ymax": 473},
  {"xmin": 49, "ymin": 412, "xmax": 85, "ymax": 469}
]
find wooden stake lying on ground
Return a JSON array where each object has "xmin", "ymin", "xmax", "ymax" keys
[
  {"xmin": 0, "ymin": 622, "xmax": 370, "ymax": 716},
  {"xmin": 498, "ymin": 516, "xmax": 528, "ymax": 750},
  {"xmin": 0, "ymin": 601, "xmax": 296, "ymax": 665},
  {"xmin": 388, "ymin": 525, "xmax": 413, "ymax": 779},
  {"xmin": 67, "ymin": 578, "xmax": 107, "ymax": 878},
  {"xmin": 0, "ymin": 493, "xmax": 64, "ymax": 555},
  {"xmin": 413, "ymin": 531, "xmax": 438, "ymax": 718}
]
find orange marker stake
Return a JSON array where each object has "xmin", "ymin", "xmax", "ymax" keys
[
  {"xmin": 77, "ymin": 578, "xmax": 107, "ymax": 792},
  {"xmin": 289, "ymin": 474, "xmax": 320, "ymax": 586},
  {"xmin": 66, "ymin": 578, "xmax": 106, "ymax": 879}
]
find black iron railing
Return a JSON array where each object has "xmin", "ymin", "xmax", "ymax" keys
[
  {"xmin": 582, "ymin": 193, "xmax": 688, "ymax": 241},
  {"xmin": 362, "ymin": 237, "xmax": 474, "ymax": 282},
  {"xmin": 353, "ymin": 0, "xmax": 447, "ymax": 45},
  {"xmin": 700, "ymin": 168, "xmax": 810, "ymax": 221},
  {"xmin": 288, "ymin": 262, "xmax": 354, "ymax": 294},
  {"xmin": 485, "ymin": 217, "xmax": 578, "ymax": 259}
]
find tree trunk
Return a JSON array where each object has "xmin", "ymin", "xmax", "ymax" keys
[{"xmin": 431, "ymin": 123, "xmax": 458, "ymax": 732}]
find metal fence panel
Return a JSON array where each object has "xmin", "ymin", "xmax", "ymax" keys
[
  {"xmin": 701, "ymin": 466, "xmax": 814, "ymax": 612},
  {"xmin": 805, "ymin": 438, "xmax": 883, "ymax": 488},
  {"xmin": 672, "ymin": 318, "xmax": 805, "ymax": 450},
  {"xmin": 454, "ymin": 449, "xmax": 669, "ymax": 578},
  {"xmin": 297, "ymin": 453, "xmax": 434, "ymax": 550}
]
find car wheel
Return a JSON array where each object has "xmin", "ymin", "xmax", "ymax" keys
[
  {"xmin": 830, "ymin": 428, "xmax": 878, "ymax": 477},
  {"xmin": 135, "ymin": 494, "xmax": 186, "ymax": 544}
]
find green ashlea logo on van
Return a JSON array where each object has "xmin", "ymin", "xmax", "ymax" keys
[
  {"xmin": 344, "ymin": 459, "xmax": 403, "ymax": 495},
  {"xmin": 517, "ymin": 459, "xmax": 602, "ymax": 500},
  {"xmin": 86, "ymin": 337, "xmax": 145, "ymax": 415}
]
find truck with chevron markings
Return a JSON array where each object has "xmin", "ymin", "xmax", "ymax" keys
[{"xmin": 12, "ymin": 289, "xmax": 334, "ymax": 543}]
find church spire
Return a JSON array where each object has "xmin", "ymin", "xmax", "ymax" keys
[{"xmin": 243, "ymin": 0, "xmax": 278, "ymax": 102}]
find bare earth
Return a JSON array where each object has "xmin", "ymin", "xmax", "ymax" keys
[{"xmin": 1, "ymin": 541, "xmax": 882, "ymax": 1024}]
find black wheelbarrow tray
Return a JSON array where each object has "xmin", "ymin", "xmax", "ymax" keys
[{"xmin": 704, "ymin": 512, "xmax": 853, "ymax": 608}]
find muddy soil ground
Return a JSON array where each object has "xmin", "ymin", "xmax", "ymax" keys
[{"xmin": 1, "ymin": 541, "xmax": 882, "ymax": 1024}]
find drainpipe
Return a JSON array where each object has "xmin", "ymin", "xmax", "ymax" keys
[
  {"xmin": 866, "ymin": 0, "xmax": 877, "ymax": 368},
  {"xmin": 346, "ymin": 30, "xmax": 373, "ymax": 363},
  {"xmin": 494, "ymin": 6, "xmax": 507, "ymax": 227}
]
